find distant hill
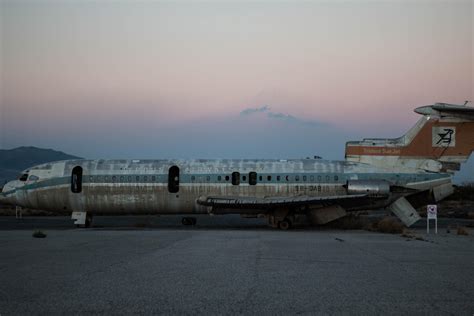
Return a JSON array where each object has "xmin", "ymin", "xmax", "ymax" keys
[{"xmin": 0, "ymin": 146, "xmax": 82, "ymax": 185}]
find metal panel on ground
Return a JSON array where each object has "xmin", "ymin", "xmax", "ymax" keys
[
  {"xmin": 389, "ymin": 196, "xmax": 421, "ymax": 227},
  {"xmin": 309, "ymin": 205, "xmax": 347, "ymax": 225},
  {"xmin": 433, "ymin": 183, "xmax": 454, "ymax": 202}
]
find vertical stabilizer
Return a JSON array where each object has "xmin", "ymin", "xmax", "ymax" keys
[{"xmin": 345, "ymin": 102, "xmax": 474, "ymax": 173}]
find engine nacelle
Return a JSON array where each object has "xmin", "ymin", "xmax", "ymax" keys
[{"xmin": 346, "ymin": 180, "xmax": 390, "ymax": 196}]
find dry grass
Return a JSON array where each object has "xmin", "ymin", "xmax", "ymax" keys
[
  {"xmin": 447, "ymin": 184, "xmax": 474, "ymax": 201},
  {"xmin": 368, "ymin": 217, "xmax": 405, "ymax": 234},
  {"xmin": 401, "ymin": 230, "xmax": 416, "ymax": 239},
  {"xmin": 457, "ymin": 226, "xmax": 469, "ymax": 236}
]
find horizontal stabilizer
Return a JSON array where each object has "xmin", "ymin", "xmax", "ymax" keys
[{"xmin": 415, "ymin": 102, "xmax": 474, "ymax": 120}]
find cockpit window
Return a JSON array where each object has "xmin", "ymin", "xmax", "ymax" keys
[
  {"xmin": 29, "ymin": 175, "xmax": 39, "ymax": 181},
  {"xmin": 19, "ymin": 174, "xmax": 28, "ymax": 181}
]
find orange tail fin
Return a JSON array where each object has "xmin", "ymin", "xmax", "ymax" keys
[{"xmin": 345, "ymin": 102, "xmax": 474, "ymax": 173}]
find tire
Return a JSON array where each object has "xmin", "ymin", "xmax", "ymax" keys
[
  {"xmin": 182, "ymin": 217, "xmax": 193, "ymax": 226},
  {"xmin": 278, "ymin": 219, "xmax": 291, "ymax": 230}
]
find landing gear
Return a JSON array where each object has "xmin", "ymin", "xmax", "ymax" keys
[
  {"xmin": 267, "ymin": 209, "xmax": 294, "ymax": 230},
  {"xmin": 278, "ymin": 218, "xmax": 292, "ymax": 230},
  {"xmin": 182, "ymin": 217, "xmax": 197, "ymax": 226}
]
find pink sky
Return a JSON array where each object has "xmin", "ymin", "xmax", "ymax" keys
[{"xmin": 0, "ymin": 0, "xmax": 472, "ymax": 181}]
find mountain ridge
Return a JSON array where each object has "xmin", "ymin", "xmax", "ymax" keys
[{"xmin": 0, "ymin": 146, "xmax": 82, "ymax": 185}]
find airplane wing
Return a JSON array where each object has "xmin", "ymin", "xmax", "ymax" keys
[{"xmin": 196, "ymin": 193, "xmax": 387, "ymax": 212}]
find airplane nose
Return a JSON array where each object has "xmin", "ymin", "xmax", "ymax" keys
[{"xmin": 0, "ymin": 182, "xmax": 17, "ymax": 206}]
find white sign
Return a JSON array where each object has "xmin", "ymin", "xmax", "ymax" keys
[
  {"xmin": 427, "ymin": 205, "xmax": 438, "ymax": 234},
  {"xmin": 427, "ymin": 205, "xmax": 437, "ymax": 219}
]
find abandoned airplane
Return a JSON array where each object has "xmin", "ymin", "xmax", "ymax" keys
[{"xmin": 1, "ymin": 102, "xmax": 473, "ymax": 229}]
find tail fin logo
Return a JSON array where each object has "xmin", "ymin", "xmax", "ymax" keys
[{"xmin": 432, "ymin": 127, "xmax": 456, "ymax": 147}]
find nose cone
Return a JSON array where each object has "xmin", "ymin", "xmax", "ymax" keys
[{"xmin": 0, "ymin": 181, "xmax": 17, "ymax": 206}]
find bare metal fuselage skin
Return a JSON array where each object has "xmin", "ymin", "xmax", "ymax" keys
[{"xmin": 1, "ymin": 158, "xmax": 449, "ymax": 215}]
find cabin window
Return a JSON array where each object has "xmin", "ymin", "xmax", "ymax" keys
[
  {"xmin": 206, "ymin": 176, "xmax": 211, "ymax": 182},
  {"xmin": 249, "ymin": 172, "xmax": 257, "ymax": 185},
  {"xmin": 136, "ymin": 176, "xmax": 140, "ymax": 182},
  {"xmin": 267, "ymin": 175, "xmax": 272, "ymax": 181},
  {"xmin": 285, "ymin": 175, "xmax": 289, "ymax": 181},
  {"xmin": 303, "ymin": 175, "xmax": 307, "ymax": 181},
  {"xmin": 191, "ymin": 175, "xmax": 196, "ymax": 181},
  {"xmin": 225, "ymin": 175, "xmax": 230, "ymax": 181},
  {"xmin": 120, "ymin": 176, "xmax": 124, "ymax": 182},
  {"xmin": 318, "ymin": 175, "xmax": 321, "ymax": 181},
  {"xmin": 19, "ymin": 174, "xmax": 28, "ymax": 181},
  {"xmin": 152, "ymin": 176, "xmax": 156, "ymax": 182},
  {"xmin": 232, "ymin": 172, "xmax": 240, "ymax": 185},
  {"xmin": 144, "ymin": 176, "xmax": 148, "ymax": 182},
  {"xmin": 295, "ymin": 175, "xmax": 300, "ymax": 181},
  {"xmin": 71, "ymin": 166, "xmax": 83, "ymax": 193},
  {"xmin": 28, "ymin": 175, "xmax": 39, "ymax": 181},
  {"xmin": 242, "ymin": 175, "xmax": 247, "ymax": 182},
  {"xmin": 259, "ymin": 175, "xmax": 263, "ymax": 181},
  {"xmin": 310, "ymin": 175, "xmax": 314, "ymax": 181},
  {"xmin": 128, "ymin": 176, "xmax": 132, "ymax": 182},
  {"xmin": 218, "ymin": 175, "xmax": 222, "ymax": 181},
  {"xmin": 112, "ymin": 176, "xmax": 116, "ymax": 182},
  {"xmin": 168, "ymin": 166, "xmax": 180, "ymax": 193},
  {"xmin": 326, "ymin": 175, "xmax": 330, "ymax": 182},
  {"xmin": 277, "ymin": 175, "xmax": 281, "ymax": 181},
  {"xmin": 334, "ymin": 175, "xmax": 338, "ymax": 182}
]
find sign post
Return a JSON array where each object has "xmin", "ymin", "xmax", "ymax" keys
[{"xmin": 427, "ymin": 205, "xmax": 437, "ymax": 234}]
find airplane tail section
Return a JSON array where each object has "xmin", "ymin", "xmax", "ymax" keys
[{"xmin": 345, "ymin": 102, "xmax": 474, "ymax": 173}]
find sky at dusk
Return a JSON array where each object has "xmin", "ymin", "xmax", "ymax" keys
[{"xmin": 0, "ymin": 0, "xmax": 472, "ymax": 182}]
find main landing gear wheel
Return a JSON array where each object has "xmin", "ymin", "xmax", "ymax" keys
[
  {"xmin": 182, "ymin": 217, "xmax": 197, "ymax": 226},
  {"xmin": 278, "ymin": 219, "xmax": 292, "ymax": 230}
]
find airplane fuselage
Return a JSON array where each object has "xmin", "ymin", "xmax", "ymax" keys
[{"xmin": 1, "ymin": 158, "xmax": 449, "ymax": 215}]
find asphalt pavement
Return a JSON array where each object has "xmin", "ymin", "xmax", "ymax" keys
[{"xmin": 0, "ymin": 216, "xmax": 473, "ymax": 315}]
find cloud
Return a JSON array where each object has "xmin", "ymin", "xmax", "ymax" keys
[
  {"xmin": 240, "ymin": 105, "xmax": 327, "ymax": 127},
  {"xmin": 239, "ymin": 105, "xmax": 270, "ymax": 116}
]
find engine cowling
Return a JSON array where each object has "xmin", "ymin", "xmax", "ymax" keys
[{"xmin": 346, "ymin": 180, "xmax": 390, "ymax": 196}]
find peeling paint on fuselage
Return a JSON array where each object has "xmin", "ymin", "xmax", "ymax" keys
[{"xmin": 4, "ymin": 158, "xmax": 450, "ymax": 215}]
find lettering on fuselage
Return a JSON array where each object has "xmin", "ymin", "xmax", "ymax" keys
[{"xmin": 362, "ymin": 148, "xmax": 401, "ymax": 155}]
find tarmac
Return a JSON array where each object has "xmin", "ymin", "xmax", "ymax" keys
[{"xmin": 0, "ymin": 215, "xmax": 473, "ymax": 315}]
